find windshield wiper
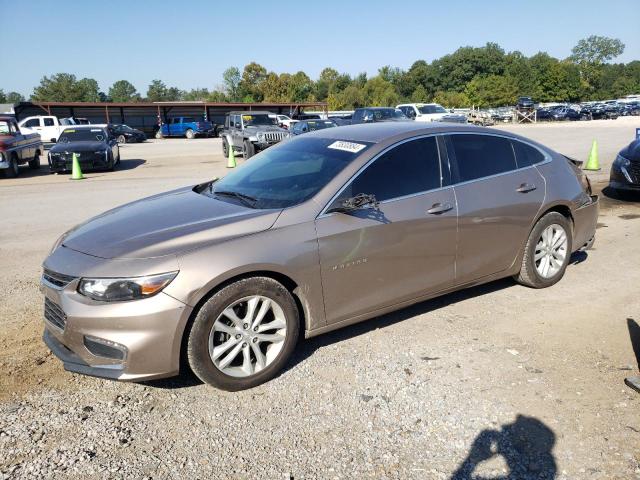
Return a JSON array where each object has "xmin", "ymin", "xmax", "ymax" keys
[{"xmin": 213, "ymin": 190, "xmax": 258, "ymax": 208}]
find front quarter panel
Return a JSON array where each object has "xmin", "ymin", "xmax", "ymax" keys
[{"xmin": 164, "ymin": 220, "xmax": 326, "ymax": 331}]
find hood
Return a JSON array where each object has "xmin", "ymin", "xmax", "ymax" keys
[
  {"xmin": 244, "ymin": 125, "xmax": 287, "ymax": 133},
  {"xmin": 50, "ymin": 141, "xmax": 107, "ymax": 153},
  {"xmin": 62, "ymin": 186, "xmax": 281, "ymax": 259}
]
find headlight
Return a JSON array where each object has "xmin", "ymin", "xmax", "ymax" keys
[
  {"xmin": 613, "ymin": 154, "xmax": 630, "ymax": 168},
  {"xmin": 257, "ymin": 132, "xmax": 264, "ymax": 140},
  {"xmin": 94, "ymin": 150, "xmax": 108, "ymax": 155},
  {"xmin": 77, "ymin": 271, "xmax": 178, "ymax": 302}
]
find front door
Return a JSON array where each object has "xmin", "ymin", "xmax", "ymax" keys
[
  {"xmin": 315, "ymin": 135, "xmax": 457, "ymax": 324},
  {"xmin": 445, "ymin": 134, "xmax": 546, "ymax": 284}
]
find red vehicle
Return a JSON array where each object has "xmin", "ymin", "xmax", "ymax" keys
[{"xmin": 0, "ymin": 116, "xmax": 43, "ymax": 177}]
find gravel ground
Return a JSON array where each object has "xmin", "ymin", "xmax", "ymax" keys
[{"xmin": 1, "ymin": 119, "xmax": 639, "ymax": 479}]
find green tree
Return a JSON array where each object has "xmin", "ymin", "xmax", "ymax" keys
[
  {"xmin": 183, "ymin": 88, "xmax": 210, "ymax": 101},
  {"xmin": 362, "ymin": 76, "xmax": 399, "ymax": 106},
  {"xmin": 570, "ymin": 35, "xmax": 625, "ymax": 95},
  {"xmin": 108, "ymin": 80, "xmax": 140, "ymax": 102},
  {"xmin": 222, "ymin": 67, "xmax": 241, "ymax": 101},
  {"xmin": 146, "ymin": 80, "xmax": 167, "ymax": 101},
  {"xmin": 432, "ymin": 90, "xmax": 470, "ymax": 107},
  {"xmin": 31, "ymin": 73, "xmax": 102, "ymax": 102},
  {"xmin": 465, "ymin": 75, "xmax": 517, "ymax": 107},
  {"xmin": 239, "ymin": 62, "xmax": 268, "ymax": 102},
  {"xmin": 410, "ymin": 85, "xmax": 428, "ymax": 102}
]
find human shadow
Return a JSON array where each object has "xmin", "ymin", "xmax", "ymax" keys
[{"xmin": 451, "ymin": 415, "xmax": 557, "ymax": 480}]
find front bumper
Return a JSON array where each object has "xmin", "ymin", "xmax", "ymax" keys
[
  {"xmin": 49, "ymin": 152, "xmax": 110, "ymax": 172},
  {"xmin": 41, "ymin": 248, "xmax": 192, "ymax": 381}
]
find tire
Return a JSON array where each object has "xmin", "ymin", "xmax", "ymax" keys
[
  {"xmin": 155, "ymin": 130, "xmax": 163, "ymax": 139},
  {"xmin": 222, "ymin": 137, "xmax": 229, "ymax": 157},
  {"xmin": 28, "ymin": 152, "xmax": 41, "ymax": 170},
  {"xmin": 186, "ymin": 277, "xmax": 300, "ymax": 391},
  {"xmin": 244, "ymin": 139, "xmax": 255, "ymax": 159},
  {"xmin": 117, "ymin": 134, "xmax": 126, "ymax": 144},
  {"xmin": 515, "ymin": 212, "xmax": 573, "ymax": 288},
  {"xmin": 185, "ymin": 129, "xmax": 195, "ymax": 139},
  {"xmin": 4, "ymin": 155, "xmax": 19, "ymax": 178}
]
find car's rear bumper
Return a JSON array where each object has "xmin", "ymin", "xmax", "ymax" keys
[{"xmin": 573, "ymin": 195, "xmax": 599, "ymax": 251}]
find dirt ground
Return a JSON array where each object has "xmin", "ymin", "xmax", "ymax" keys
[{"xmin": 0, "ymin": 118, "xmax": 639, "ymax": 478}]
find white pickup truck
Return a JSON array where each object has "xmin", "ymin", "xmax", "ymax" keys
[
  {"xmin": 396, "ymin": 103, "xmax": 468, "ymax": 123},
  {"xmin": 18, "ymin": 116, "xmax": 85, "ymax": 143}
]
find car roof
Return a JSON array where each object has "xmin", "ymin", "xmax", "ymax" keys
[
  {"xmin": 228, "ymin": 111, "xmax": 272, "ymax": 115},
  {"xmin": 306, "ymin": 122, "xmax": 506, "ymax": 144}
]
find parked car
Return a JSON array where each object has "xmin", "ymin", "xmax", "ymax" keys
[
  {"xmin": 467, "ymin": 110, "xmax": 494, "ymax": 126},
  {"xmin": 609, "ymin": 138, "xmax": 640, "ymax": 194},
  {"xmin": 155, "ymin": 117, "xmax": 213, "ymax": 139},
  {"xmin": 397, "ymin": 103, "xmax": 467, "ymax": 123},
  {"xmin": 328, "ymin": 115, "xmax": 352, "ymax": 126},
  {"xmin": 292, "ymin": 113, "xmax": 321, "ymax": 120},
  {"xmin": 48, "ymin": 126, "xmax": 120, "ymax": 173},
  {"xmin": 549, "ymin": 107, "xmax": 582, "ymax": 121},
  {"xmin": 517, "ymin": 97, "xmax": 535, "ymax": 110},
  {"xmin": 18, "ymin": 115, "xmax": 80, "ymax": 143},
  {"xmin": 290, "ymin": 119, "xmax": 337, "ymax": 135},
  {"xmin": 0, "ymin": 116, "xmax": 43, "ymax": 177},
  {"xmin": 351, "ymin": 107, "xmax": 409, "ymax": 124},
  {"xmin": 109, "ymin": 124, "xmax": 146, "ymax": 143},
  {"xmin": 273, "ymin": 114, "xmax": 298, "ymax": 130},
  {"xmin": 221, "ymin": 111, "xmax": 290, "ymax": 159},
  {"xmin": 42, "ymin": 122, "xmax": 598, "ymax": 391}
]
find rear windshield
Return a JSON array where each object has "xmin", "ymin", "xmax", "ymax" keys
[
  {"xmin": 204, "ymin": 137, "xmax": 373, "ymax": 209},
  {"xmin": 58, "ymin": 129, "xmax": 107, "ymax": 142},
  {"xmin": 418, "ymin": 104, "xmax": 447, "ymax": 114}
]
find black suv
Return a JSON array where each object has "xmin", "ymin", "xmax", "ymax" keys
[
  {"xmin": 351, "ymin": 107, "xmax": 409, "ymax": 124},
  {"xmin": 517, "ymin": 97, "xmax": 535, "ymax": 110}
]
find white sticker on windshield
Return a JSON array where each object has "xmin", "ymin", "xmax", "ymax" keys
[{"xmin": 328, "ymin": 141, "xmax": 366, "ymax": 153}]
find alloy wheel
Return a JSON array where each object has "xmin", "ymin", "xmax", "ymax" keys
[
  {"xmin": 534, "ymin": 224, "xmax": 568, "ymax": 279},
  {"xmin": 208, "ymin": 295, "xmax": 287, "ymax": 378}
]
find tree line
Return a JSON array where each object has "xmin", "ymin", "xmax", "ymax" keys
[{"xmin": 4, "ymin": 36, "xmax": 639, "ymax": 109}]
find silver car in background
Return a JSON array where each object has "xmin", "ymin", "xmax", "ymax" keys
[{"xmin": 42, "ymin": 122, "xmax": 598, "ymax": 391}]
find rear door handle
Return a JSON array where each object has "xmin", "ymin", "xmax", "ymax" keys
[
  {"xmin": 427, "ymin": 202, "xmax": 453, "ymax": 215},
  {"xmin": 516, "ymin": 183, "xmax": 537, "ymax": 193}
]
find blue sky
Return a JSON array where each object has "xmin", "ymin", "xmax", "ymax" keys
[{"xmin": 2, "ymin": 0, "xmax": 639, "ymax": 97}]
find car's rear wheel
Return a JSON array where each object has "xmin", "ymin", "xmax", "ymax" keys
[
  {"xmin": 187, "ymin": 277, "xmax": 300, "ymax": 391},
  {"xmin": 515, "ymin": 212, "xmax": 572, "ymax": 288},
  {"xmin": 244, "ymin": 140, "xmax": 255, "ymax": 159},
  {"xmin": 4, "ymin": 154, "xmax": 19, "ymax": 178},
  {"xmin": 117, "ymin": 134, "xmax": 126, "ymax": 144},
  {"xmin": 185, "ymin": 129, "xmax": 195, "ymax": 139},
  {"xmin": 28, "ymin": 152, "xmax": 41, "ymax": 169}
]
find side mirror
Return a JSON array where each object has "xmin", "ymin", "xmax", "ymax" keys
[{"xmin": 328, "ymin": 193, "xmax": 379, "ymax": 214}]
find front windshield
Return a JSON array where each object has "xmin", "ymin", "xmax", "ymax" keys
[
  {"xmin": 206, "ymin": 137, "xmax": 373, "ymax": 209},
  {"xmin": 243, "ymin": 114, "xmax": 275, "ymax": 127},
  {"xmin": 372, "ymin": 109, "xmax": 406, "ymax": 120},
  {"xmin": 306, "ymin": 120, "xmax": 337, "ymax": 131},
  {"xmin": 58, "ymin": 128, "xmax": 106, "ymax": 142},
  {"xmin": 418, "ymin": 104, "xmax": 447, "ymax": 114}
]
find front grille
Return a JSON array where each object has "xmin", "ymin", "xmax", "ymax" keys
[
  {"xmin": 43, "ymin": 269, "xmax": 76, "ymax": 289},
  {"xmin": 263, "ymin": 132, "xmax": 288, "ymax": 143},
  {"xmin": 627, "ymin": 161, "xmax": 640, "ymax": 184},
  {"xmin": 44, "ymin": 297, "xmax": 67, "ymax": 330}
]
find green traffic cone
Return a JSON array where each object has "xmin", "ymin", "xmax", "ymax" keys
[
  {"xmin": 71, "ymin": 153, "xmax": 84, "ymax": 180},
  {"xmin": 583, "ymin": 140, "xmax": 600, "ymax": 171},
  {"xmin": 226, "ymin": 141, "xmax": 236, "ymax": 168}
]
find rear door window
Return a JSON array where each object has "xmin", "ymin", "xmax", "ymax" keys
[
  {"xmin": 338, "ymin": 136, "xmax": 442, "ymax": 203},
  {"xmin": 447, "ymin": 134, "xmax": 517, "ymax": 182},
  {"xmin": 43, "ymin": 118, "xmax": 55, "ymax": 126},
  {"xmin": 512, "ymin": 140, "xmax": 546, "ymax": 168}
]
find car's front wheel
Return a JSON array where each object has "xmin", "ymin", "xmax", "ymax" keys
[
  {"xmin": 515, "ymin": 212, "xmax": 572, "ymax": 288},
  {"xmin": 244, "ymin": 140, "xmax": 255, "ymax": 159},
  {"xmin": 187, "ymin": 277, "xmax": 300, "ymax": 391},
  {"xmin": 185, "ymin": 129, "xmax": 195, "ymax": 139}
]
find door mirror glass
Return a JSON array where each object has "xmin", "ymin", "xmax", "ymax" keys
[{"xmin": 328, "ymin": 193, "xmax": 379, "ymax": 213}]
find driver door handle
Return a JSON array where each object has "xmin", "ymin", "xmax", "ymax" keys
[
  {"xmin": 516, "ymin": 183, "xmax": 537, "ymax": 193},
  {"xmin": 427, "ymin": 202, "xmax": 453, "ymax": 215}
]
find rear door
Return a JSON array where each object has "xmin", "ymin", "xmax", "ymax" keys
[
  {"xmin": 445, "ymin": 133, "xmax": 545, "ymax": 284},
  {"xmin": 316, "ymin": 135, "xmax": 457, "ymax": 324}
]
